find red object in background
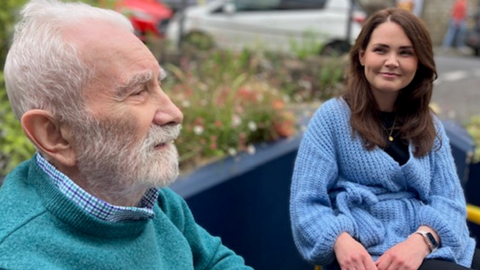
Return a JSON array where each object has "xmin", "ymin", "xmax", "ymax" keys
[{"xmin": 115, "ymin": 0, "xmax": 173, "ymax": 41}]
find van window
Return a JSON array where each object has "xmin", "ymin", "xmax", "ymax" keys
[
  {"xmin": 227, "ymin": 0, "xmax": 328, "ymax": 12},
  {"xmin": 234, "ymin": 0, "xmax": 281, "ymax": 11},
  {"xmin": 279, "ymin": 0, "xmax": 327, "ymax": 10},
  {"xmin": 222, "ymin": 0, "xmax": 327, "ymax": 13},
  {"xmin": 232, "ymin": 0, "xmax": 327, "ymax": 12}
]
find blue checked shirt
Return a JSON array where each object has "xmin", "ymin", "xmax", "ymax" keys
[{"xmin": 36, "ymin": 153, "xmax": 159, "ymax": 222}]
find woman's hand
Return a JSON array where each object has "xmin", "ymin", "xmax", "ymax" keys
[
  {"xmin": 375, "ymin": 234, "xmax": 430, "ymax": 270},
  {"xmin": 334, "ymin": 232, "xmax": 377, "ymax": 270}
]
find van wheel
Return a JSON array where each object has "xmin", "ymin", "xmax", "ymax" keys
[
  {"xmin": 320, "ymin": 41, "xmax": 351, "ymax": 56},
  {"xmin": 182, "ymin": 32, "xmax": 215, "ymax": 51}
]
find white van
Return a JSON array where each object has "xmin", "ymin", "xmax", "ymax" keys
[{"xmin": 166, "ymin": 0, "xmax": 366, "ymax": 55}]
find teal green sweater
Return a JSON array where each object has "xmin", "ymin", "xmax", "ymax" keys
[{"xmin": 0, "ymin": 159, "xmax": 252, "ymax": 270}]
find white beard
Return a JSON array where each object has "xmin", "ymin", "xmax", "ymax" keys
[{"xmin": 72, "ymin": 118, "xmax": 181, "ymax": 194}]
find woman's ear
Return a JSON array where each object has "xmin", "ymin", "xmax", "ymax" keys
[
  {"xmin": 359, "ymin": 50, "xmax": 365, "ymax": 66},
  {"xmin": 21, "ymin": 110, "xmax": 77, "ymax": 167}
]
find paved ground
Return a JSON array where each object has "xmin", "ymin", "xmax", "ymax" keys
[{"xmin": 430, "ymin": 46, "xmax": 480, "ymax": 125}]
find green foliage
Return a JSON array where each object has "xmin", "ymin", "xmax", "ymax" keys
[
  {"xmin": 317, "ymin": 58, "xmax": 346, "ymax": 98},
  {"xmin": 257, "ymin": 51, "xmax": 346, "ymax": 103},
  {"xmin": 466, "ymin": 115, "xmax": 480, "ymax": 163},
  {"xmin": 0, "ymin": 72, "xmax": 35, "ymax": 175},
  {"xmin": 162, "ymin": 49, "xmax": 297, "ymax": 173},
  {"xmin": 0, "ymin": 0, "xmax": 28, "ymax": 68},
  {"xmin": 182, "ymin": 32, "xmax": 215, "ymax": 51},
  {"xmin": 157, "ymin": 46, "xmax": 347, "ymax": 173},
  {"xmin": 0, "ymin": 0, "xmax": 33, "ymax": 175},
  {"xmin": 288, "ymin": 30, "xmax": 324, "ymax": 60}
]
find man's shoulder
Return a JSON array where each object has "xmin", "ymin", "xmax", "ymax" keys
[
  {"xmin": 0, "ymin": 184, "xmax": 49, "ymax": 269},
  {"xmin": 0, "ymin": 205, "xmax": 48, "ymax": 259},
  {"xmin": 0, "ymin": 159, "xmax": 49, "ymax": 245},
  {"xmin": 155, "ymin": 188, "xmax": 197, "ymax": 230},
  {"xmin": 156, "ymin": 188, "xmax": 189, "ymax": 216}
]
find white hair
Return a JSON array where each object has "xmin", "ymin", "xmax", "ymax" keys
[{"xmin": 4, "ymin": 0, "xmax": 133, "ymax": 123}]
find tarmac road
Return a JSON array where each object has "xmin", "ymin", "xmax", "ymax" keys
[{"xmin": 432, "ymin": 49, "xmax": 480, "ymax": 125}]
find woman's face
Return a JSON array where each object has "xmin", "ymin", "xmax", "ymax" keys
[{"xmin": 359, "ymin": 21, "xmax": 418, "ymax": 110}]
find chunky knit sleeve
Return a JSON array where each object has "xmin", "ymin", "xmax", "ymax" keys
[
  {"xmin": 290, "ymin": 100, "xmax": 356, "ymax": 265},
  {"xmin": 416, "ymin": 119, "xmax": 474, "ymax": 265}
]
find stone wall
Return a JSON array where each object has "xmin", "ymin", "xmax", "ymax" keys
[{"xmin": 358, "ymin": 0, "xmax": 480, "ymax": 46}]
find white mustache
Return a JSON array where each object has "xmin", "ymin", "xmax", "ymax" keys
[{"xmin": 145, "ymin": 124, "xmax": 181, "ymax": 147}]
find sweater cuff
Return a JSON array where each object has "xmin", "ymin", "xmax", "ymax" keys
[
  {"xmin": 418, "ymin": 205, "xmax": 461, "ymax": 249},
  {"xmin": 307, "ymin": 214, "xmax": 356, "ymax": 265}
]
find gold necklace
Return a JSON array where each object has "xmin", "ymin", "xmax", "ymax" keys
[{"xmin": 382, "ymin": 116, "xmax": 397, "ymax": 142}]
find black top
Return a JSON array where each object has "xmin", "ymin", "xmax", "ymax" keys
[{"xmin": 380, "ymin": 112, "xmax": 409, "ymax": 166}]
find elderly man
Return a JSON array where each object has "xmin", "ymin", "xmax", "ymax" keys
[{"xmin": 0, "ymin": 0, "xmax": 252, "ymax": 269}]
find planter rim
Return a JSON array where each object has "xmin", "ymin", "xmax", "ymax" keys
[{"xmin": 170, "ymin": 134, "xmax": 303, "ymax": 198}]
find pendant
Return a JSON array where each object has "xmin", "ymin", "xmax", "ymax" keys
[{"xmin": 389, "ymin": 136, "xmax": 394, "ymax": 142}]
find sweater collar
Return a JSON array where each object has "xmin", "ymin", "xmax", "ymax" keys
[
  {"xmin": 35, "ymin": 153, "xmax": 159, "ymax": 222},
  {"xmin": 28, "ymin": 159, "xmax": 152, "ymax": 238}
]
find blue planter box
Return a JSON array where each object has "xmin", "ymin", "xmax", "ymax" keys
[
  {"xmin": 443, "ymin": 120, "xmax": 476, "ymax": 186},
  {"xmin": 442, "ymin": 121, "xmax": 480, "ymax": 246},
  {"xmin": 170, "ymin": 135, "xmax": 312, "ymax": 270},
  {"xmin": 467, "ymin": 162, "xmax": 480, "ymax": 205},
  {"xmin": 466, "ymin": 162, "xmax": 480, "ymax": 245}
]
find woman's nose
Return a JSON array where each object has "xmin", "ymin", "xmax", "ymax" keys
[{"xmin": 385, "ymin": 53, "xmax": 399, "ymax": 68}]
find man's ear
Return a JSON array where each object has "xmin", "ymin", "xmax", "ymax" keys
[{"xmin": 21, "ymin": 110, "xmax": 77, "ymax": 167}]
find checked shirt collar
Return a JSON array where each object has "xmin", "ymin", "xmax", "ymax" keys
[{"xmin": 35, "ymin": 153, "xmax": 158, "ymax": 222}]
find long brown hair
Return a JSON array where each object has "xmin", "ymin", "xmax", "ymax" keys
[{"xmin": 344, "ymin": 8, "xmax": 438, "ymax": 157}]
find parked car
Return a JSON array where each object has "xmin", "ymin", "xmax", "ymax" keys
[
  {"xmin": 166, "ymin": 0, "xmax": 366, "ymax": 55},
  {"xmin": 464, "ymin": 9, "xmax": 480, "ymax": 56},
  {"xmin": 114, "ymin": 0, "xmax": 173, "ymax": 41},
  {"xmin": 160, "ymin": 0, "xmax": 202, "ymax": 12}
]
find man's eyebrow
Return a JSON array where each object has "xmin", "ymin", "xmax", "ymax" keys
[
  {"xmin": 159, "ymin": 67, "xmax": 167, "ymax": 81},
  {"xmin": 115, "ymin": 71, "xmax": 153, "ymax": 98}
]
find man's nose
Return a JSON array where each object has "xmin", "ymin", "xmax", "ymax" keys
[{"xmin": 153, "ymin": 91, "xmax": 183, "ymax": 126}]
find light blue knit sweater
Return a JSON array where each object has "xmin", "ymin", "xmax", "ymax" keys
[{"xmin": 290, "ymin": 98, "xmax": 475, "ymax": 269}]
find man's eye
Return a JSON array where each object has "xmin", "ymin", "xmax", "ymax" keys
[{"xmin": 132, "ymin": 89, "xmax": 147, "ymax": 96}]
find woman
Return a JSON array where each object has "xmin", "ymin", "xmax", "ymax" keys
[{"xmin": 290, "ymin": 8, "xmax": 479, "ymax": 270}]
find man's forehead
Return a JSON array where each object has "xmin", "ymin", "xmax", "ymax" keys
[
  {"xmin": 63, "ymin": 19, "xmax": 141, "ymax": 64},
  {"xmin": 63, "ymin": 20, "xmax": 112, "ymax": 47}
]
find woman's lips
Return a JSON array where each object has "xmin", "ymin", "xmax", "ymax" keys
[{"xmin": 380, "ymin": 72, "xmax": 400, "ymax": 79}]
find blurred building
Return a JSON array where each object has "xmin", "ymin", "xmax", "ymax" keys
[{"xmin": 358, "ymin": 0, "xmax": 480, "ymax": 45}]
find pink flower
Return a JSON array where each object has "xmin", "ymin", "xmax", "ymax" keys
[{"xmin": 232, "ymin": 114, "xmax": 242, "ymax": 128}]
